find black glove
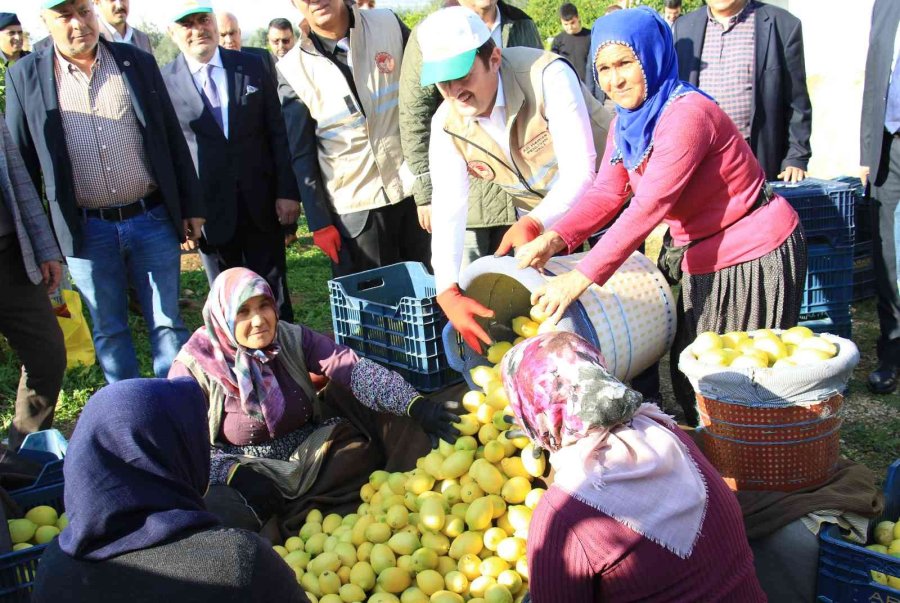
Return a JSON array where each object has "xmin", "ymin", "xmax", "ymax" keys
[
  {"xmin": 503, "ymin": 415, "xmax": 544, "ymax": 458},
  {"xmin": 408, "ymin": 396, "xmax": 461, "ymax": 448},
  {"xmin": 227, "ymin": 464, "xmax": 285, "ymax": 524}
]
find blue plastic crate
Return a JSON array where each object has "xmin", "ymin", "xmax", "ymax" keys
[
  {"xmin": 329, "ymin": 262, "xmax": 462, "ymax": 392},
  {"xmin": 12, "ymin": 430, "xmax": 68, "ymax": 494},
  {"xmin": 0, "ymin": 483, "xmax": 65, "ymax": 602},
  {"xmin": 853, "ymin": 241, "xmax": 875, "ymax": 303},
  {"xmin": 772, "ymin": 178, "xmax": 856, "ymax": 246},
  {"xmin": 817, "ymin": 459, "xmax": 900, "ymax": 602},
  {"xmin": 799, "ymin": 312, "xmax": 852, "ymax": 340},
  {"xmin": 801, "ymin": 243, "xmax": 854, "ymax": 316}
]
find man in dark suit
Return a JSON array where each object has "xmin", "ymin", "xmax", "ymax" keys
[
  {"xmin": 861, "ymin": 0, "xmax": 900, "ymax": 394},
  {"xmin": 163, "ymin": 0, "xmax": 299, "ymax": 321},
  {"xmin": 6, "ymin": 0, "xmax": 204, "ymax": 383},
  {"xmin": 673, "ymin": 0, "xmax": 812, "ymax": 182},
  {"xmin": 0, "ymin": 13, "xmax": 28, "ymax": 65},
  {"xmin": 93, "ymin": 0, "xmax": 153, "ymax": 53}
]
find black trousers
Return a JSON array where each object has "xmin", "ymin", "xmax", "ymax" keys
[
  {"xmin": 871, "ymin": 133, "xmax": 900, "ymax": 367},
  {"xmin": 200, "ymin": 217, "xmax": 294, "ymax": 323},
  {"xmin": 0, "ymin": 242, "xmax": 66, "ymax": 450},
  {"xmin": 332, "ymin": 197, "xmax": 432, "ymax": 277}
]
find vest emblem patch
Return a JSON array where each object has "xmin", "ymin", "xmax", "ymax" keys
[
  {"xmin": 375, "ymin": 52, "xmax": 396, "ymax": 74},
  {"xmin": 467, "ymin": 160, "xmax": 496, "ymax": 181},
  {"xmin": 520, "ymin": 130, "xmax": 551, "ymax": 159}
]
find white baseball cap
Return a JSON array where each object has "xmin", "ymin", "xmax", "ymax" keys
[{"xmin": 418, "ymin": 6, "xmax": 492, "ymax": 86}]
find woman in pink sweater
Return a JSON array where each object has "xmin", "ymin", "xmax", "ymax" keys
[
  {"xmin": 501, "ymin": 332, "xmax": 766, "ymax": 602},
  {"xmin": 517, "ymin": 7, "xmax": 806, "ymax": 423}
]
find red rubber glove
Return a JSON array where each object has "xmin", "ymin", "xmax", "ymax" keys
[
  {"xmin": 494, "ymin": 216, "xmax": 543, "ymax": 257},
  {"xmin": 437, "ymin": 285, "xmax": 495, "ymax": 353},
  {"xmin": 313, "ymin": 225, "xmax": 341, "ymax": 263}
]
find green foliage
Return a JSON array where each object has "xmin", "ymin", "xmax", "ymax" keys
[
  {"xmin": 245, "ymin": 27, "xmax": 270, "ymax": 51},
  {"xmin": 139, "ymin": 21, "xmax": 181, "ymax": 67},
  {"xmin": 397, "ymin": 0, "xmax": 442, "ymax": 30},
  {"xmin": 525, "ymin": 0, "xmax": 703, "ymax": 46}
]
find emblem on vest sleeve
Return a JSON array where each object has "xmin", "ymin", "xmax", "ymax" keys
[
  {"xmin": 374, "ymin": 52, "xmax": 395, "ymax": 74},
  {"xmin": 467, "ymin": 160, "xmax": 496, "ymax": 181}
]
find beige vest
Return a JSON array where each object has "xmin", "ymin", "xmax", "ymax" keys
[
  {"xmin": 277, "ymin": 7, "xmax": 406, "ymax": 215},
  {"xmin": 443, "ymin": 49, "xmax": 611, "ymax": 211}
]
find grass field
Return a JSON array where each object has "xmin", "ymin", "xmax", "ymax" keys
[{"xmin": 0, "ymin": 225, "xmax": 897, "ymax": 482}]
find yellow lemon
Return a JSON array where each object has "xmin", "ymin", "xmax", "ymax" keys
[
  {"xmin": 462, "ymin": 391, "xmax": 486, "ymax": 413},
  {"xmin": 691, "ymin": 332, "xmax": 723, "ymax": 356},
  {"xmin": 486, "ymin": 342, "xmax": 513, "ymax": 364},
  {"xmin": 496, "ymin": 537, "xmax": 526, "ymax": 563},
  {"xmin": 457, "ymin": 553, "xmax": 483, "ymax": 580},
  {"xmin": 524, "ymin": 488, "xmax": 545, "ymax": 509},
  {"xmin": 378, "ymin": 567, "xmax": 412, "ymax": 594},
  {"xmin": 780, "ymin": 325, "xmax": 814, "ymax": 346}
]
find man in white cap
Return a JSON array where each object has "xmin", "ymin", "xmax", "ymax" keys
[{"xmin": 420, "ymin": 6, "xmax": 610, "ymax": 352}]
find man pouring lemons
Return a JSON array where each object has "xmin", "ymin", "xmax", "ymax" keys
[{"xmin": 418, "ymin": 6, "xmax": 611, "ymax": 352}]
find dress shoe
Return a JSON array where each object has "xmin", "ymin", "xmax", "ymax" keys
[{"xmin": 867, "ymin": 364, "xmax": 898, "ymax": 394}]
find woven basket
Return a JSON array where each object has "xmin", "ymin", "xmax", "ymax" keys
[{"xmin": 696, "ymin": 393, "xmax": 843, "ymax": 491}]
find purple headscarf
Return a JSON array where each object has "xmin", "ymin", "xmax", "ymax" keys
[
  {"xmin": 180, "ymin": 268, "xmax": 285, "ymax": 436},
  {"xmin": 59, "ymin": 378, "xmax": 219, "ymax": 560}
]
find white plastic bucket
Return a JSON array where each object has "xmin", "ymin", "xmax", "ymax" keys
[{"xmin": 443, "ymin": 251, "xmax": 678, "ymax": 387}]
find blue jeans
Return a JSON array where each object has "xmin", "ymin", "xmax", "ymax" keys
[{"xmin": 67, "ymin": 204, "xmax": 188, "ymax": 382}]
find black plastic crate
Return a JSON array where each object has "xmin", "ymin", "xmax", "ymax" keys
[
  {"xmin": 816, "ymin": 459, "xmax": 899, "ymax": 602},
  {"xmin": 329, "ymin": 262, "xmax": 462, "ymax": 392},
  {"xmin": 772, "ymin": 178, "xmax": 856, "ymax": 246}
]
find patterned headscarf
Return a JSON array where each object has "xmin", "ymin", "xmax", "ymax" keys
[
  {"xmin": 500, "ymin": 332, "xmax": 643, "ymax": 452},
  {"xmin": 501, "ymin": 332, "xmax": 708, "ymax": 559},
  {"xmin": 589, "ymin": 7, "xmax": 712, "ymax": 170},
  {"xmin": 181, "ymin": 268, "xmax": 284, "ymax": 435}
]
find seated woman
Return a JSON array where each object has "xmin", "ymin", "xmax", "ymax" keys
[
  {"xmin": 33, "ymin": 378, "xmax": 309, "ymax": 603},
  {"xmin": 517, "ymin": 7, "xmax": 806, "ymax": 424},
  {"xmin": 169, "ymin": 268, "xmax": 459, "ymax": 532},
  {"xmin": 501, "ymin": 332, "xmax": 765, "ymax": 602}
]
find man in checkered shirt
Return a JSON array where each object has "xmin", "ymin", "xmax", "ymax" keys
[
  {"xmin": 5, "ymin": 0, "xmax": 205, "ymax": 383},
  {"xmin": 673, "ymin": 0, "xmax": 812, "ymax": 183}
]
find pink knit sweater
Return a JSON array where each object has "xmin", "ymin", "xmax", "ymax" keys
[
  {"xmin": 552, "ymin": 93, "xmax": 799, "ymax": 286},
  {"xmin": 527, "ymin": 428, "xmax": 766, "ymax": 602}
]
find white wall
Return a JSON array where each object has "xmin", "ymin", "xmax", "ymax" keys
[{"xmin": 776, "ymin": 0, "xmax": 876, "ymax": 178}]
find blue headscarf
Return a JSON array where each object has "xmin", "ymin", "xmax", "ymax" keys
[
  {"xmin": 589, "ymin": 7, "xmax": 712, "ymax": 170},
  {"xmin": 59, "ymin": 378, "xmax": 219, "ymax": 560}
]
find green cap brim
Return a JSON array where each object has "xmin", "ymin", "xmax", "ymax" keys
[
  {"xmin": 42, "ymin": 0, "xmax": 67, "ymax": 9},
  {"xmin": 172, "ymin": 6, "xmax": 213, "ymax": 23},
  {"xmin": 420, "ymin": 49, "xmax": 476, "ymax": 87}
]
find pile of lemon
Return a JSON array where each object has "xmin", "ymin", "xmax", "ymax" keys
[
  {"xmin": 274, "ymin": 363, "xmax": 545, "ymax": 603},
  {"xmin": 7, "ymin": 505, "xmax": 67, "ymax": 551},
  {"xmin": 867, "ymin": 518, "xmax": 900, "ymax": 588},
  {"xmin": 689, "ymin": 326, "xmax": 839, "ymax": 369}
]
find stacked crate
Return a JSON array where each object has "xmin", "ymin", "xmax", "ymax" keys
[
  {"xmin": 834, "ymin": 176, "xmax": 875, "ymax": 302},
  {"xmin": 771, "ymin": 179, "xmax": 855, "ymax": 339}
]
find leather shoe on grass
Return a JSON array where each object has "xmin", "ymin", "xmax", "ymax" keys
[{"xmin": 867, "ymin": 365, "xmax": 898, "ymax": 394}]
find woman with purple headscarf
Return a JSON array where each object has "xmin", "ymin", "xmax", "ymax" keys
[
  {"xmin": 169, "ymin": 268, "xmax": 460, "ymax": 531},
  {"xmin": 501, "ymin": 332, "xmax": 764, "ymax": 602},
  {"xmin": 516, "ymin": 7, "xmax": 806, "ymax": 424}
]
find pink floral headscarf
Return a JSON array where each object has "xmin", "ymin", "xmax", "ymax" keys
[
  {"xmin": 500, "ymin": 332, "xmax": 708, "ymax": 559},
  {"xmin": 500, "ymin": 332, "xmax": 643, "ymax": 452},
  {"xmin": 180, "ymin": 268, "xmax": 284, "ymax": 435}
]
